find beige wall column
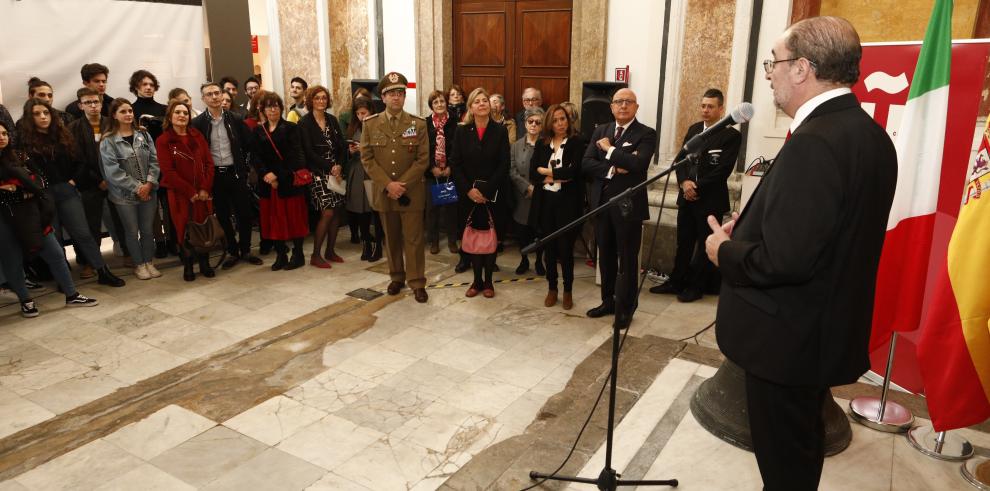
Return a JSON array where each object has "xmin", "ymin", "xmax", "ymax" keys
[
  {"xmin": 414, "ymin": 0, "xmax": 453, "ymax": 116},
  {"xmin": 569, "ymin": 0, "xmax": 609, "ymax": 106},
  {"xmin": 276, "ymin": 0, "xmax": 322, "ymax": 97}
]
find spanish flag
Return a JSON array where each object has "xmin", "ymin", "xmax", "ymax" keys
[{"xmin": 916, "ymin": 118, "xmax": 990, "ymax": 431}]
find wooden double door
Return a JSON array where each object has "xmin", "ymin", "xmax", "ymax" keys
[{"xmin": 452, "ymin": 0, "xmax": 573, "ymax": 115}]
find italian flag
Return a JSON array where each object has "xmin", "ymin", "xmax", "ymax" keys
[
  {"xmin": 869, "ymin": 0, "xmax": 952, "ymax": 352},
  {"xmin": 916, "ymin": 119, "xmax": 990, "ymax": 431}
]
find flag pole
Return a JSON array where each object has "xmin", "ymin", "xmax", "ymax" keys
[
  {"xmin": 849, "ymin": 333, "xmax": 914, "ymax": 432},
  {"xmin": 907, "ymin": 426, "xmax": 975, "ymax": 461}
]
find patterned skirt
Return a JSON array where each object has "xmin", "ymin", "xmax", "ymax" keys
[{"xmin": 309, "ymin": 171, "xmax": 345, "ymax": 210}]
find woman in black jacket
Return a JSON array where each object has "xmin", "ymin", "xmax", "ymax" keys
[
  {"xmin": 297, "ymin": 86, "xmax": 348, "ymax": 268},
  {"xmin": 252, "ymin": 92, "xmax": 309, "ymax": 270},
  {"xmin": 425, "ymin": 90, "xmax": 459, "ymax": 255},
  {"xmin": 528, "ymin": 105, "xmax": 587, "ymax": 310},
  {"xmin": 449, "ymin": 88, "xmax": 510, "ymax": 298}
]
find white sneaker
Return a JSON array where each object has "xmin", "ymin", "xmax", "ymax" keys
[
  {"xmin": 145, "ymin": 262, "xmax": 162, "ymax": 278},
  {"xmin": 134, "ymin": 263, "xmax": 152, "ymax": 280}
]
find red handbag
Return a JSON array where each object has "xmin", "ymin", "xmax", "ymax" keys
[
  {"xmin": 292, "ymin": 168, "xmax": 313, "ymax": 186},
  {"xmin": 461, "ymin": 206, "xmax": 497, "ymax": 254}
]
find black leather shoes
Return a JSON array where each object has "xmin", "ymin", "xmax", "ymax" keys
[
  {"xmin": 649, "ymin": 282, "xmax": 683, "ymax": 294},
  {"xmin": 222, "ymin": 255, "xmax": 241, "ymax": 270},
  {"xmin": 677, "ymin": 288, "xmax": 703, "ymax": 303},
  {"xmin": 586, "ymin": 303, "xmax": 615, "ymax": 318},
  {"xmin": 387, "ymin": 281, "xmax": 405, "ymax": 295},
  {"xmin": 413, "ymin": 288, "xmax": 428, "ymax": 303},
  {"xmin": 613, "ymin": 312, "xmax": 632, "ymax": 330},
  {"xmin": 454, "ymin": 258, "xmax": 471, "ymax": 274}
]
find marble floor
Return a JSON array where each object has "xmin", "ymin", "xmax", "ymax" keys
[{"xmin": 0, "ymin": 234, "xmax": 986, "ymax": 490}]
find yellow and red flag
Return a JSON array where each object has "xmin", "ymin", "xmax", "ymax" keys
[{"xmin": 916, "ymin": 118, "xmax": 990, "ymax": 430}]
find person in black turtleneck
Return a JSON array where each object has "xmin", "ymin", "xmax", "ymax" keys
[{"xmin": 129, "ymin": 70, "xmax": 174, "ymax": 258}]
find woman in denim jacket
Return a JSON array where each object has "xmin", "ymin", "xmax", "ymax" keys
[{"xmin": 100, "ymin": 98, "xmax": 161, "ymax": 279}]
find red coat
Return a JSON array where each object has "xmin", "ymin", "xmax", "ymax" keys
[{"xmin": 156, "ymin": 128, "xmax": 215, "ymax": 243}]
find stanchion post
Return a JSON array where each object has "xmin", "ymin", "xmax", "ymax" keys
[{"xmin": 849, "ymin": 333, "xmax": 914, "ymax": 432}]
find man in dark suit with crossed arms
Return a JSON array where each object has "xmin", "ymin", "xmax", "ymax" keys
[
  {"xmin": 651, "ymin": 88, "xmax": 740, "ymax": 302},
  {"xmin": 705, "ymin": 17, "xmax": 897, "ymax": 489},
  {"xmin": 583, "ymin": 88, "xmax": 657, "ymax": 329}
]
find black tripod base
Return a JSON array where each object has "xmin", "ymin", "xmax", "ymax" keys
[{"xmin": 529, "ymin": 467, "xmax": 677, "ymax": 490}]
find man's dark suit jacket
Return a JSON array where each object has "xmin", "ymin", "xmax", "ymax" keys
[
  {"xmin": 675, "ymin": 122, "xmax": 741, "ymax": 216},
  {"xmin": 581, "ymin": 119, "xmax": 657, "ymax": 221},
  {"xmin": 715, "ymin": 93, "xmax": 897, "ymax": 387}
]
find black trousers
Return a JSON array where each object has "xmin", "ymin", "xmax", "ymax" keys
[
  {"xmin": 670, "ymin": 202, "xmax": 721, "ymax": 292},
  {"xmin": 745, "ymin": 371, "xmax": 827, "ymax": 491},
  {"xmin": 213, "ymin": 167, "xmax": 256, "ymax": 255},
  {"xmin": 595, "ymin": 208, "xmax": 642, "ymax": 316}
]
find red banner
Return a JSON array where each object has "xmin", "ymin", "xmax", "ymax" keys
[{"xmin": 852, "ymin": 41, "xmax": 990, "ymax": 393}]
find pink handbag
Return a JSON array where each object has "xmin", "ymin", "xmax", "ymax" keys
[{"xmin": 461, "ymin": 207, "xmax": 497, "ymax": 254}]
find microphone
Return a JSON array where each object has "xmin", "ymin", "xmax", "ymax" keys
[{"xmin": 682, "ymin": 102, "xmax": 754, "ymax": 153}]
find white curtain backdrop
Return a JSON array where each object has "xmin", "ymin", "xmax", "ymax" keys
[{"xmin": 0, "ymin": 0, "xmax": 206, "ymax": 119}]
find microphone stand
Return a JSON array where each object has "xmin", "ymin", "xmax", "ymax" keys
[{"xmin": 525, "ymin": 152, "xmax": 694, "ymax": 490}]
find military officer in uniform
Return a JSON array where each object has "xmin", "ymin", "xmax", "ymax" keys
[{"xmin": 360, "ymin": 72, "xmax": 430, "ymax": 303}]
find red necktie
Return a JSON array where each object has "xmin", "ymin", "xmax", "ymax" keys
[
  {"xmin": 785, "ymin": 130, "xmax": 792, "ymax": 140},
  {"xmin": 614, "ymin": 125, "xmax": 624, "ymax": 142}
]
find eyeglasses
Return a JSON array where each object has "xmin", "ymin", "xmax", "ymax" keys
[
  {"xmin": 611, "ymin": 99, "xmax": 636, "ymax": 107},
  {"xmin": 80, "ymin": 100, "xmax": 101, "ymax": 106},
  {"xmin": 203, "ymin": 91, "xmax": 222, "ymax": 97},
  {"xmin": 526, "ymin": 119, "xmax": 542, "ymax": 125},
  {"xmin": 762, "ymin": 57, "xmax": 816, "ymax": 74},
  {"xmin": 522, "ymin": 98, "xmax": 541, "ymax": 103}
]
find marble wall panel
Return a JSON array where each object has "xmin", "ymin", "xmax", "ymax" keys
[
  {"xmin": 415, "ymin": 0, "xmax": 453, "ymax": 116},
  {"xmin": 820, "ymin": 0, "xmax": 979, "ymax": 42},
  {"xmin": 569, "ymin": 0, "xmax": 609, "ymax": 106},
  {"xmin": 277, "ymin": 0, "xmax": 322, "ymax": 96},
  {"xmin": 674, "ymin": 0, "xmax": 736, "ymax": 146},
  {"xmin": 328, "ymin": 0, "xmax": 372, "ymax": 115}
]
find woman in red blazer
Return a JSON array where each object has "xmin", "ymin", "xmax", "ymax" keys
[{"xmin": 157, "ymin": 100, "xmax": 216, "ymax": 281}]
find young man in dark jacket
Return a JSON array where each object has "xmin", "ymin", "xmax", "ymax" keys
[{"xmin": 191, "ymin": 82, "xmax": 263, "ymax": 268}]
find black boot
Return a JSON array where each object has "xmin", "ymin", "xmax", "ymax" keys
[
  {"xmin": 535, "ymin": 252, "xmax": 546, "ymax": 276},
  {"xmin": 369, "ymin": 238, "xmax": 383, "ymax": 262},
  {"xmin": 271, "ymin": 251, "xmax": 288, "ymax": 271},
  {"xmin": 515, "ymin": 256, "xmax": 530, "ymax": 275},
  {"xmin": 198, "ymin": 254, "xmax": 215, "ymax": 278},
  {"xmin": 183, "ymin": 255, "xmax": 195, "ymax": 281},
  {"xmin": 286, "ymin": 245, "xmax": 305, "ymax": 270},
  {"xmin": 454, "ymin": 253, "xmax": 471, "ymax": 273},
  {"xmin": 259, "ymin": 239, "xmax": 273, "ymax": 255},
  {"xmin": 360, "ymin": 240, "xmax": 373, "ymax": 261},
  {"xmin": 97, "ymin": 266, "xmax": 126, "ymax": 287}
]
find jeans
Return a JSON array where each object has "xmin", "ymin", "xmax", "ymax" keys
[
  {"xmin": 0, "ymin": 219, "xmax": 77, "ymax": 301},
  {"xmin": 49, "ymin": 182, "xmax": 107, "ymax": 269},
  {"xmin": 115, "ymin": 192, "xmax": 159, "ymax": 264}
]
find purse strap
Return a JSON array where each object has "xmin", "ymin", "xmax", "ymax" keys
[
  {"xmin": 261, "ymin": 123, "xmax": 284, "ymax": 161},
  {"xmin": 465, "ymin": 205, "xmax": 494, "ymax": 229}
]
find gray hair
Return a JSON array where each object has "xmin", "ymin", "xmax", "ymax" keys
[
  {"xmin": 785, "ymin": 16, "xmax": 862, "ymax": 85},
  {"xmin": 490, "ymin": 93, "xmax": 505, "ymax": 105},
  {"xmin": 524, "ymin": 107, "xmax": 545, "ymax": 120}
]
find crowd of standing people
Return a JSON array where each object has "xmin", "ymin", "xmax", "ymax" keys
[{"xmin": 0, "ymin": 63, "xmax": 656, "ymax": 328}]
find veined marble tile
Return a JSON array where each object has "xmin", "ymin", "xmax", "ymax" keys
[
  {"xmin": 100, "ymin": 306, "xmax": 171, "ymax": 336},
  {"xmin": 0, "ymin": 356, "xmax": 91, "ymax": 395},
  {"xmin": 103, "ymin": 404, "xmax": 216, "ymax": 460},
  {"xmin": 380, "ymin": 359, "xmax": 471, "ymax": 399},
  {"xmin": 223, "ymin": 395, "xmax": 327, "ymax": 446},
  {"xmin": 178, "ymin": 301, "xmax": 249, "ymax": 328},
  {"xmin": 0, "ymin": 343, "xmax": 59, "ymax": 377},
  {"xmin": 336, "ymin": 345, "xmax": 417, "ymax": 381},
  {"xmin": 0, "ymin": 478, "xmax": 28, "ymax": 491},
  {"xmin": 0, "ymin": 387, "xmax": 56, "ymax": 439},
  {"xmin": 221, "ymin": 286, "xmax": 283, "ymax": 311},
  {"xmin": 696, "ymin": 363, "xmax": 718, "ymax": 379},
  {"xmin": 578, "ymin": 358, "xmax": 699, "ymax": 478},
  {"xmin": 320, "ymin": 338, "xmax": 372, "ymax": 368},
  {"xmin": 889, "ymin": 426, "xmax": 983, "ymax": 491},
  {"xmin": 396, "ymin": 400, "xmax": 507, "ymax": 459},
  {"xmin": 31, "ymin": 324, "xmax": 116, "ymax": 356},
  {"xmin": 443, "ymin": 295, "xmax": 515, "ymax": 320},
  {"xmin": 14, "ymin": 438, "xmax": 144, "ymax": 491},
  {"xmin": 819, "ymin": 424, "xmax": 894, "ymax": 491},
  {"xmin": 93, "ymin": 463, "xmax": 195, "ymax": 491},
  {"xmin": 67, "ymin": 300, "xmax": 141, "ymax": 322},
  {"xmin": 304, "ymin": 472, "xmax": 373, "ymax": 490},
  {"xmin": 335, "ymin": 384, "xmax": 436, "ymax": 434},
  {"xmin": 265, "ymin": 296, "xmax": 334, "ymax": 322},
  {"xmin": 287, "ymin": 368, "xmax": 378, "ymax": 413},
  {"xmin": 487, "ymin": 303, "xmax": 559, "ymax": 329},
  {"xmin": 146, "ymin": 291, "xmax": 214, "ymax": 316},
  {"xmin": 106, "ymin": 347, "xmax": 188, "ymax": 385},
  {"xmin": 457, "ymin": 321, "xmax": 533, "ymax": 352},
  {"xmin": 0, "ymin": 331, "xmax": 28, "ymax": 352},
  {"xmin": 210, "ymin": 313, "xmax": 283, "ymax": 339},
  {"xmin": 276, "ymin": 414, "xmax": 383, "ymax": 471},
  {"xmin": 409, "ymin": 308, "xmax": 479, "ymax": 337},
  {"xmin": 156, "ymin": 327, "xmax": 240, "ymax": 360},
  {"xmin": 378, "ymin": 326, "xmax": 454, "ymax": 359},
  {"xmin": 479, "ymin": 350, "xmax": 564, "ymax": 390},
  {"xmin": 201, "ymin": 448, "xmax": 326, "ymax": 491},
  {"xmin": 61, "ymin": 335, "xmax": 154, "ymax": 374},
  {"xmin": 123, "ymin": 316, "xmax": 204, "ymax": 349},
  {"xmin": 6, "ymin": 310, "xmax": 87, "ymax": 340},
  {"xmin": 439, "ymin": 375, "xmax": 528, "ymax": 418},
  {"xmin": 23, "ymin": 370, "xmax": 127, "ymax": 414},
  {"xmin": 332, "ymin": 439, "xmax": 448, "ymax": 491},
  {"xmin": 426, "ymin": 338, "xmax": 504, "ymax": 374},
  {"xmin": 641, "ymin": 412, "xmax": 763, "ymax": 490},
  {"xmin": 149, "ymin": 426, "xmax": 269, "ymax": 488}
]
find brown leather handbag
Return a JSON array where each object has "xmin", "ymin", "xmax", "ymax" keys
[{"xmin": 186, "ymin": 210, "xmax": 225, "ymax": 253}]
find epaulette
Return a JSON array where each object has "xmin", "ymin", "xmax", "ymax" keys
[{"xmin": 364, "ymin": 113, "xmax": 381, "ymax": 120}]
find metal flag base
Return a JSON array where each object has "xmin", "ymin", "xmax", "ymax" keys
[
  {"xmin": 849, "ymin": 397, "xmax": 914, "ymax": 433},
  {"xmin": 961, "ymin": 457, "xmax": 990, "ymax": 490},
  {"xmin": 907, "ymin": 426, "xmax": 974, "ymax": 461}
]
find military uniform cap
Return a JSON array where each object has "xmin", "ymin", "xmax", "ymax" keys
[{"xmin": 379, "ymin": 72, "xmax": 408, "ymax": 95}]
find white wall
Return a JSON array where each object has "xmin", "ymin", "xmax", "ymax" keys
[
  {"xmin": 604, "ymin": 0, "xmax": 668, "ymax": 132},
  {"xmin": 744, "ymin": 3, "xmax": 793, "ymax": 163},
  {"xmin": 381, "ymin": 0, "xmax": 418, "ymax": 114},
  {"xmin": 0, "ymin": 0, "xmax": 206, "ymax": 116}
]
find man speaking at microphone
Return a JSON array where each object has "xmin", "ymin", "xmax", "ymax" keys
[
  {"xmin": 651, "ymin": 88, "xmax": 740, "ymax": 303},
  {"xmin": 582, "ymin": 88, "xmax": 656, "ymax": 329},
  {"xmin": 704, "ymin": 17, "xmax": 897, "ymax": 489}
]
